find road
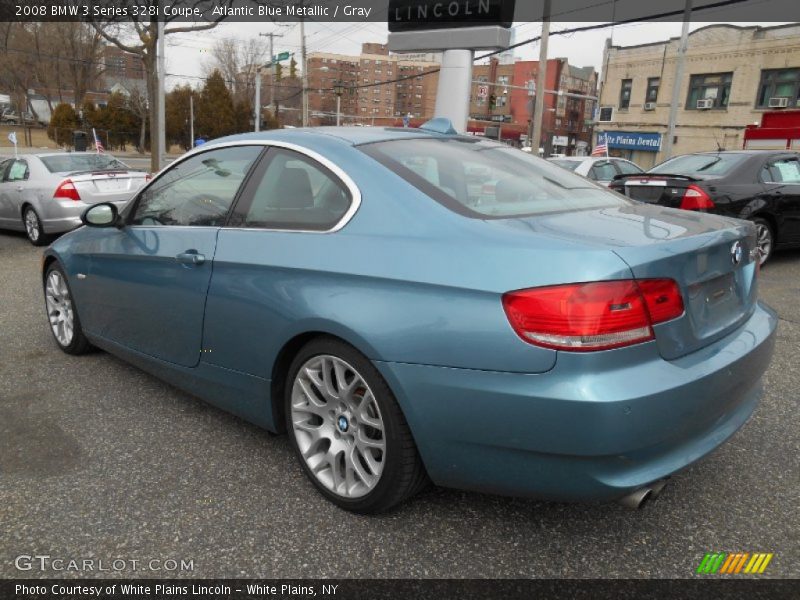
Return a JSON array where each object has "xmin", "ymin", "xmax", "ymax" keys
[{"xmin": 0, "ymin": 230, "xmax": 798, "ymax": 579}]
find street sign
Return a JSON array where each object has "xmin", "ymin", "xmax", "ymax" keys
[
  {"xmin": 477, "ymin": 85, "xmax": 489, "ymax": 99},
  {"xmin": 388, "ymin": 0, "xmax": 515, "ymax": 32},
  {"xmin": 273, "ymin": 52, "xmax": 290, "ymax": 62}
]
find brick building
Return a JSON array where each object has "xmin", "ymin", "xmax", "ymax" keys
[{"xmin": 598, "ymin": 23, "xmax": 800, "ymax": 168}]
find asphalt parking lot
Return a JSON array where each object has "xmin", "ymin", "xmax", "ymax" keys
[{"xmin": 1, "ymin": 230, "xmax": 798, "ymax": 579}]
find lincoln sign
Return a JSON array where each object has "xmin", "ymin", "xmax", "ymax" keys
[{"xmin": 388, "ymin": 0, "xmax": 515, "ymax": 32}]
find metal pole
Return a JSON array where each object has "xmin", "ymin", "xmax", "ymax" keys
[
  {"xmin": 254, "ymin": 66, "xmax": 261, "ymax": 132},
  {"xmin": 664, "ymin": 0, "xmax": 692, "ymax": 160},
  {"xmin": 189, "ymin": 93, "xmax": 194, "ymax": 147},
  {"xmin": 259, "ymin": 31, "xmax": 283, "ymax": 120},
  {"xmin": 300, "ymin": 19, "xmax": 308, "ymax": 127},
  {"xmin": 531, "ymin": 0, "xmax": 551, "ymax": 156},
  {"xmin": 156, "ymin": 17, "xmax": 166, "ymax": 169},
  {"xmin": 433, "ymin": 49, "xmax": 474, "ymax": 132},
  {"xmin": 336, "ymin": 94, "xmax": 341, "ymax": 127}
]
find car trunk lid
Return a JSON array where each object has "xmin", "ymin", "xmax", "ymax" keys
[
  {"xmin": 613, "ymin": 174, "xmax": 699, "ymax": 208},
  {"xmin": 63, "ymin": 170, "xmax": 148, "ymax": 204}
]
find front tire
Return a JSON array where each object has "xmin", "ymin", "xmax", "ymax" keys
[
  {"xmin": 751, "ymin": 217, "xmax": 773, "ymax": 266},
  {"xmin": 43, "ymin": 263, "xmax": 92, "ymax": 355},
  {"xmin": 285, "ymin": 337, "xmax": 427, "ymax": 513},
  {"xmin": 24, "ymin": 206, "xmax": 49, "ymax": 246}
]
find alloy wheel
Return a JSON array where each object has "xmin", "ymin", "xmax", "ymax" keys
[
  {"xmin": 290, "ymin": 355, "xmax": 386, "ymax": 499},
  {"xmin": 25, "ymin": 209, "xmax": 40, "ymax": 242},
  {"xmin": 45, "ymin": 270, "xmax": 74, "ymax": 347},
  {"xmin": 755, "ymin": 223, "xmax": 772, "ymax": 266}
]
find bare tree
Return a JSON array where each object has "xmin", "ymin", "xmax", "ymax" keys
[
  {"xmin": 206, "ymin": 37, "xmax": 268, "ymax": 106},
  {"xmin": 90, "ymin": 0, "xmax": 233, "ymax": 171}
]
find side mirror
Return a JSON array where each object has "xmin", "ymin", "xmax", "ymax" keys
[{"xmin": 81, "ymin": 203, "xmax": 120, "ymax": 228}]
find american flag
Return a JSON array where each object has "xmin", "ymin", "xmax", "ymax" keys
[
  {"xmin": 92, "ymin": 128, "xmax": 104, "ymax": 153},
  {"xmin": 591, "ymin": 143, "xmax": 608, "ymax": 157}
]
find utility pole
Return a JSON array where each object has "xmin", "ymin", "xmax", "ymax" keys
[
  {"xmin": 254, "ymin": 66, "xmax": 261, "ymax": 132},
  {"xmin": 300, "ymin": 19, "xmax": 309, "ymax": 127},
  {"xmin": 259, "ymin": 31, "xmax": 284, "ymax": 123},
  {"xmin": 189, "ymin": 93, "xmax": 194, "ymax": 147},
  {"xmin": 156, "ymin": 15, "xmax": 166, "ymax": 171},
  {"xmin": 531, "ymin": 0, "xmax": 551, "ymax": 156},
  {"xmin": 664, "ymin": 0, "xmax": 692, "ymax": 160}
]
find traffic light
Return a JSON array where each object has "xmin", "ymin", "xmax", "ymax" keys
[
  {"xmin": 289, "ymin": 56, "xmax": 297, "ymax": 79},
  {"xmin": 489, "ymin": 94, "xmax": 497, "ymax": 109},
  {"xmin": 275, "ymin": 62, "xmax": 283, "ymax": 82}
]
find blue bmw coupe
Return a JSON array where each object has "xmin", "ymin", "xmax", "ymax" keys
[{"xmin": 42, "ymin": 121, "xmax": 777, "ymax": 513}]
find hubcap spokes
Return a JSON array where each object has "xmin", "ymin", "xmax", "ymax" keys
[
  {"xmin": 756, "ymin": 224, "xmax": 771, "ymax": 265},
  {"xmin": 25, "ymin": 211, "xmax": 39, "ymax": 241},
  {"xmin": 45, "ymin": 271, "xmax": 74, "ymax": 346},
  {"xmin": 290, "ymin": 355, "xmax": 386, "ymax": 499}
]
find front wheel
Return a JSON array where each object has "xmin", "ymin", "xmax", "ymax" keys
[
  {"xmin": 285, "ymin": 337, "xmax": 427, "ymax": 513},
  {"xmin": 24, "ymin": 206, "xmax": 49, "ymax": 246},
  {"xmin": 751, "ymin": 217, "xmax": 773, "ymax": 266},
  {"xmin": 43, "ymin": 263, "xmax": 92, "ymax": 355}
]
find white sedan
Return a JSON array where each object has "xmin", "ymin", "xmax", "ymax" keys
[{"xmin": 548, "ymin": 156, "xmax": 643, "ymax": 186}]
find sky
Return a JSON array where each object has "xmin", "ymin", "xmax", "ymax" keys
[{"xmin": 161, "ymin": 20, "xmax": 789, "ymax": 90}]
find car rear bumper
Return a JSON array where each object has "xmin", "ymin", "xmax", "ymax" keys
[
  {"xmin": 39, "ymin": 199, "xmax": 130, "ymax": 234},
  {"xmin": 375, "ymin": 301, "xmax": 777, "ymax": 502}
]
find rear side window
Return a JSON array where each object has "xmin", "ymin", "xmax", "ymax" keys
[
  {"xmin": 589, "ymin": 161, "xmax": 617, "ymax": 181},
  {"xmin": 615, "ymin": 160, "xmax": 643, "ymax": 175},
  {"xmin": 232, "ymin": 148, "xmax": 352, "ymax": 231},
  {"xmin": 131, "ymin": 146, "xmax": 261, "ymax": 227},
  {"xmin": 361, "ymin": 138, "xmax": 626, "ymax": 218},
  {"xmin": 650, "ymin": 154, "xmax": 747, "ymax": 177},
  {"xmin": 762, "ymin": 157, "xmax": 800, "ymax": 183}
]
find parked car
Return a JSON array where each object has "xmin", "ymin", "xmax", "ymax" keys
[
  {"xmin": 549, "ymin": 156, "xmax": 644, "ymax": 185},
  {"xmin": 42, "ymin": 123, "xmax": 776, "ymax": 513},
  {"xmin": 0, "ymin": 152, "xmax": 148, "ymax": 245},
  {"xmin": 609, "ymin": 150, "xmax": 800, "ymax": 264}
]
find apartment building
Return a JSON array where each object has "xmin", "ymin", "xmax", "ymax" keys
[{"xmin": 598, "ymin": 23, "xmax": 800, "ymax": 168}]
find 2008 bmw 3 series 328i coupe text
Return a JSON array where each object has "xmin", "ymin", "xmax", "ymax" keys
[{"xmin": 41, "ymin": 121, "xmax": 777, "ymax": 513}]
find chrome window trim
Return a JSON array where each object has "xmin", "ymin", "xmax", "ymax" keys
[{"xmin": 131, "ymin": 139, "xmax": 362, "ymax": 234}]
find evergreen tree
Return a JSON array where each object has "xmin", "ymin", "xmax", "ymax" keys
[
  {"xmin": 195, "ymin": 69, "xmax": 236, "ymax": 140},
  {"xmin": 47, "ymin": 103, "xmax": 79, "ymax": 147}
]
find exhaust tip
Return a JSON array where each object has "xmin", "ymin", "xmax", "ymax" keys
[{"xmin": 618, "ymin": 479, "xmax": 669, "ymax": 509}]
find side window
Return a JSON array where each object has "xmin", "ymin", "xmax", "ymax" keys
[
  {"xmin": 237, "ymin": 148, "xmax": 352, "ymax": 231},
  {"xmin": 131, "ymin": 146, "xmax": 261, "ymax": 226},
  {"xmin": 763, "ymin": 157, "xmax": 800, "ymax": 184},
  {"xmin": 615, "ymin": 160, "xmax": 643, "ymax": 175},
  {"xmin": 590, "ymin": 161, "xmax": 618, "ymax": 181},
  {"xmin": 6, "ymin": 160, "xmax": 28, "ymax": 182}
]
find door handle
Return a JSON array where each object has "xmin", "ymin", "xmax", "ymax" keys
[
  {"xmin": 175, "ymin": 251, "xmax": 205, "ymax": 265},
  {"xmin": 16, "ymin": 186, "xmax": 23, "ymax": 192}
]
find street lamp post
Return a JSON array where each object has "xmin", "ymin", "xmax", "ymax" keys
[{"xmin": 333, "ymin": 80, "xmax": 345, "ymax": 127}]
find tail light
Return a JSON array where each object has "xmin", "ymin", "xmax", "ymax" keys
[
  {"xmin": 53, "ymin": 179, "xmax": 81, "ymax": 201},
  {"xmin": 680, "ymin": 185, "xmax": 714, "ymax": 210},
  {"xmin": 502, "ymin": 279, "xmax": 684, "ymax": 352}
]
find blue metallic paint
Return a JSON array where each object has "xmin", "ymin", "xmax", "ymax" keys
[{"xmin": 43, "ymin": 127, "xmax": 778, "ymax": 502}]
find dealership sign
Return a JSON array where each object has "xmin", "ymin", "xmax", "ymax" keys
[
  {"xmin": 388, "ymin": 0, "xmax": 515, "ymax": 32},
  {"xmin": 598, "ymin": 131, "xmax": 662, "ymax": 152}
]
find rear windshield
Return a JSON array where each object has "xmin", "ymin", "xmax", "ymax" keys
[
  {"xmin": 649, "ymin": 153, "xmax": 747, "ymax": 177},
  {"xmin": 549, "ymin": 159, "xmax": 581, "ymax": 171},
  {"xmin": 40, "ymin": 154, "xmax": 127, "ymax": 173},
  {"xmin": 361, "ymin": 138, "xmax": 626, "ymax": 218}
]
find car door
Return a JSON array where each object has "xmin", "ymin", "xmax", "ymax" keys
[
  {"xmin": 0, "ymin": 159, "xmax": 24, "ymax": 229},
  {"xmin": 588, "ymin": 160, "xmax": 618, "ymax": 186},
  {"xmin": 760, "ymin": 155, "xmax": 800, "ymax": 242},
  {"xmin": 81, "ymin": 145, "xmax": 263, "ymax": 366},
  {"xmin": 202, "ymin": 146, "xmax": 356, "ymax": 379}
]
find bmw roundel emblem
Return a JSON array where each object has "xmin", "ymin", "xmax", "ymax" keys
[{"xmin": 731, "ymin": 241, "xmax": 743, "ymax": 266}]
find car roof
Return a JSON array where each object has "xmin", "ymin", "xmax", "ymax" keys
[{"xmin": 210, "ymin": 126, "xmax": 471, "ymax": 147}]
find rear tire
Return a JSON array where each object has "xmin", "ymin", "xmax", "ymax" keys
[
  {"xmin": 43, "ymin": 263, "xmax": 92, "ymax": 355},
  {"xmin": 285, "ymin": 337, "xmax": 427, "ymax": 513},
  {"xmin": 751, "ymin": 217, "xmax": 773, "ymax": 266},
  {"xmin": 23, "ymin": 206, "xmax": 49, "ymax": 246}
]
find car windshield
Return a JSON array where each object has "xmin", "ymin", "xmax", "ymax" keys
[
  {"xmin": 361, "ymin": 138, "xmax": 627, "ymax": 218},
  {"xmin": 40, "ymin": 154, "xmax": 127, "ymax": 173},
  {"xmin": 649, "ymin": 153, "xmax": 747, "ymax": 177},
  {"xmin": 549, "ymin": 159, "xmax": 582, "ymax": 171}
]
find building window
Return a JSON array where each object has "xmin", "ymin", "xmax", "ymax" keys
[
  {"xmin": 757, "ymin": 68, "xmax": 800, "ymax": 108},
  {"xmin": 686, "ymin": 72, "xmax": 732, "ymax": 110},
  {"xmin": 619, "ymin": 79, "xmax": 632, "ymax": 109},
  {"xmin": 645, "ymin": 77, "xmax": 660, "ymax": 103}
]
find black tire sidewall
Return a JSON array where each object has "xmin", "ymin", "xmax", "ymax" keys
[{"xmin": 284, "ymin": 337, "xmax": 408, "ymax": 513}]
